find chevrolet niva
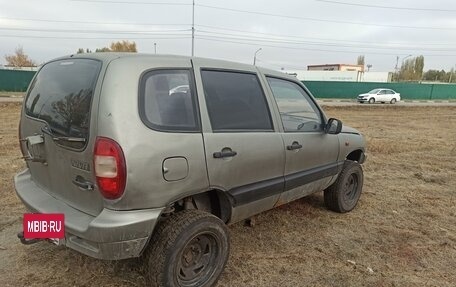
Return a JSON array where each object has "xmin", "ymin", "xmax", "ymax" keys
[{"xmin": 15, "ymin": 53, "xmax": 366, "ymax": 287}]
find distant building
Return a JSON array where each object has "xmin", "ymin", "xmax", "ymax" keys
[
  {"xmin": 283, "ymin": 70, "xmax": 392, "ymax": 83},
  {"xmin": 307, "ymin": 64, "xmax": 364, "ymax": 72}
]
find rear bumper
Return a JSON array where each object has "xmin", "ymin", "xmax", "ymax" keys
[{"xmin": 14, "ymin": 169, "xmax": 164, "ymax": 260}]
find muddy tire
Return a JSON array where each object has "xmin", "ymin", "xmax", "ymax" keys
[
  {"xmin": 368, "ymin": 98, "xmax": 375, "ymax": 104},
  {"xmin": 324, "ymin": 160, "xmax": 364, "ymax": 213},
  {"xmin": 143, "ymin": 210, "xmax": 230, "ymax": 287}
]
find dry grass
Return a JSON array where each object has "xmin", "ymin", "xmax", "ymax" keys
[{"xmin": 1, "ymin": 103, "xmax": 455, "ymax": 286}]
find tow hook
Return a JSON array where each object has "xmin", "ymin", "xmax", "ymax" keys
[{"xmin": 17, "ymin": 231, "xmax": 42, "ymax": 245}]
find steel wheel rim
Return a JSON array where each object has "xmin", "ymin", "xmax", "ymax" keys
[
  {"xmin": 344, "ymin": 173, "xmax": 359, "ymax": 202},
  {"xmin": 176, "ymin": 232, "xmax": 220, "ymax": 287}
]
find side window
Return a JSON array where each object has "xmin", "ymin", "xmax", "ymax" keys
[
  {"xmin": 379, "ymin": 90, "xmax": 387, "ymax": 94},
  {"xmin": 201, "ymin": 70, "xmax": 273, "ymax": 132},
  {"xmin": 139, "ymin": 70, "xmax": 199, "ymax": 131},
  {"xmin": 266, "ymin": 77, "xmax": 323, "ymax": 132}
]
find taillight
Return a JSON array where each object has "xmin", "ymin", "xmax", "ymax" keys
[{"xmin": 94, "ymin": 137, "xmax": 126, "ymax": 200}]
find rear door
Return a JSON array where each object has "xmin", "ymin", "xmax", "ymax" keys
[
  {"xmin": 20, "ymin": 58, "xmax": 104, "ymax": 216},
  {"xmin": 264, "ymin": 76, "xmax": 339, "ymax": 204},
  {"xmin": 192, "ymin": 61, "xmax": 285, "ymax": 207}
]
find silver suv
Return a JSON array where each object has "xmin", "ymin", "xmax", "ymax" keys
[{"xmin": 15, "ymin": 53, "xmax": 366, "ymax": 287}]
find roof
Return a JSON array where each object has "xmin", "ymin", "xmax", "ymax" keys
[{"xmin": 46, "ymin": 52, "xmax": 294, "ymax": 80}]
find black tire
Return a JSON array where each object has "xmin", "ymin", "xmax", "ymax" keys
[
  {"xmin": 390, "ymin": 98, "xmax": 397, "ymax": 104},
  {"xmin": 324, "ymin": 160, "xmax": 364, "ymax": 213},
  {"xmin": 368, "ymin": 98, "xmax": 375, "ymax": 104},
  {"xmin": 144, "ymin": 210, "xmax": 230, "ymax": 287}
]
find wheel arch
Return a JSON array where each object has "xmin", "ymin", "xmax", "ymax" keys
[{"xmin": 346, "ymin": 149, "xmax": 366, "ymax": 164}]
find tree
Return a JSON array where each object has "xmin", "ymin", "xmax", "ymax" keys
[
  {"xmin": 95, "ymin": 41, "xmax": 137, "ymax": 52},
  {"xmin": 109, "ymin": 40, "xmax": 137, "ymax": 52},
  {"xmin": 76, "ymin": 41, "xmax": 137, "ymax": 54},
  {"xmin": 357, "ymin": 55, "xmax": 365, "ymax": 67},
  {"xmin": 414, "ymin": 55, "xmax": 424, "ymax": 80},
  {"xmin": 76, "ymin": 48, "xmax": 92, "ymax": 54},
  {"xmin": 5, "ymin": 47, "xmax": 36, "ymax": 67},
  {"xmin": 422, "ymin": 69, "xmax": 456, "ymax": 83},
  {"xmin": 398, "ymin": 55, "xmax": 425, "ymax": 81}
]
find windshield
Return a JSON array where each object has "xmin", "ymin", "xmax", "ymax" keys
[
  {"xmin": 25, "ymin": 59, "xmax": 101, "ymax": 148},
  {"xmin": 368, "ymin": 89, "xmax": 381, "ymax": 94}
]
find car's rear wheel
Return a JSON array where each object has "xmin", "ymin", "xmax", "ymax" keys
[
  {"xmin": 390, "ymin": 98, "xmax": 397, "ymax": 104},
  {"xmin": 144, "ymin": 210, "xmax": 230, "ymax": 287},
  {"xmin": 368, "ymin": 98, "xmax": 375, "ymax": 104},
  {"xmin": 324, "ymin": 160, "xmax": 364, "ymax": 213}
]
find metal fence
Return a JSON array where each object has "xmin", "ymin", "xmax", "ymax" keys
[
  {"xmin": 0, "ymin": 69, "xmax": 35, "ymax": 92},
  {"xmin": 302, "ymin": 81, "xmax": 456, "ymax": 100},
  {"xmin": 1, "ymin": 69, "xmax": 456, "ymax": 100}
]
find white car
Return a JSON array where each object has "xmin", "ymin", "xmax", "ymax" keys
[
  {"xmin": 357, "ymin": 89, "xmax": 401, "ymax": 104},
  {"xmin": 169, "ymin": 84, "xmax": 190, "ymax": 95}
]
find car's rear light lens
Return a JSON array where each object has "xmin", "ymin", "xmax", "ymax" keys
[{"xmin": 94, "ymin": 137, "xmax": 126, "ymax": 199}]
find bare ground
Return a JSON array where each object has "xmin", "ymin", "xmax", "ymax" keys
[{"xmin": 1, "ymin": 102, "xmax": 455, "ymax": 286}]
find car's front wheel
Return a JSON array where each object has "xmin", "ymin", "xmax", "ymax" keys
[
  {"xmin": 324, "ymin": 160, "xmax": 364, "ymax": 213},
  {"xmin": 144, "ymin": 210, "xmax": 230, "ymax": 287},
  {"xmin": 390, "ymin": 98, "xmax": 397, "ymax": 104},
  {"xmin": 368, "ymin": 98, "xmax": 375, "ymax": 104}
]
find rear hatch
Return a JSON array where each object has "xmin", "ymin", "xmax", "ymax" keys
[{"xmin": 20, "ymin": 58, "xmax": 104, "ymax": 216}]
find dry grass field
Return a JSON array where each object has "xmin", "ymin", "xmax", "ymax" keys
[{"xmin": 1, "ymin": 102, "xmax": 455, "ymax": 287}]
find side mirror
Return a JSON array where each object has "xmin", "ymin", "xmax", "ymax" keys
[{"xmin": 326, "ymin": 118, "xmax": 343, "ymax": 134}]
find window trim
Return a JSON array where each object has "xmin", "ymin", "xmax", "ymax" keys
[
  {"xmin": 23, "ymin": 57, "xmax": 103, "ymax": 151},
  {"xmin": 138, "ymin": 68, "xmax": 202, "ymax": 133},
  {"xmin": 265, "ymin": 75, "xmax": 327, "ymax": 133},
  {"xmin": 200, "ymin": 68, "xmax": 274, "ymax": 133}
]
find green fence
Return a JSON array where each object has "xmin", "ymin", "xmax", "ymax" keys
[
  {"xmin": 2, "ymin": 69, "xmax": 456, "ymax": 99},
  {"xmin": 0, "ymin": 69, "xmax": 35, "ymax": 92},
  {"xmin": 302, "ymin": 81, "xmax": 456, "ymax": 100}
]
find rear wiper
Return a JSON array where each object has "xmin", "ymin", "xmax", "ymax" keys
[{"xmin": 41, "ymin": 126, "xmax": 86, "ymax": 143}]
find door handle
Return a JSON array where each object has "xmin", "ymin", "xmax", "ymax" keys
[
  {"xmin": 286, "ymin": 141, "xmax": 302, "ymax": 150},
  {"xmin": 72, "ymin": 176, "xmax": 94, "ymax": 191},
  {"xmin": 213, "ymin": 150, "xmax": 237, "ymax": 158}
]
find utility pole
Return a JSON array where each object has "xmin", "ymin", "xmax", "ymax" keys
[
  {"xmin": 253, "ymin": 48, "xmax": 262, "ymax": 65},
  {"xmin": 191, "ymin": 0, "xmax": 195, "ymax": 56},
  {"xmin": 154, "ymin": 43, "xmax": 157, "ymax": 54}
]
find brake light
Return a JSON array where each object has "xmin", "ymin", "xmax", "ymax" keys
[{"xmin": 94, "ymin": 137, "xmax": 126, "ymax": 199}]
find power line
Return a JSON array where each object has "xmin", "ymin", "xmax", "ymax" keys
[
  {"xmin": 0, "ymin": 27, "xmax": 191, "ymax": 35},
  {"xmin": 70, "ymin": 0, "xmax": 191, "ymax": 5},
  {"xmin": 196, "ymin": 3, "xmax": 456, "ymax": 31},
  {"xmin": 315, "ymin": 0, "xmax": 456, "ymax": 13},
  {"xmin": 196, "ymin": 24, "xmax": 456, "ymax": 47},
  {"xmin": 0, "ymin": 16, "xmax": 190, "ymax": 26},
  {"xmin": 196, "ymin": 30, "xmax": 456, "ymax": 51},
  {"xmin": 195, "ymin": 36, "xmax": 456, "ymax": 57},
  {"xmin": 0, "ymin": 34, "xmax": 190, "ymax": 40}
]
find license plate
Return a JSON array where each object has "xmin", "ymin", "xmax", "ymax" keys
[{"xmin": 23, "ymin": 213, "xmax": 65, "ymax": 239}]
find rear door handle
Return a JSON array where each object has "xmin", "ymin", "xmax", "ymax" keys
[
  {"xmin": 286, "ymin": 141, "xmax": 302, "ymax": 150},
  {"xmin": 213, "ymin": 150, "xmax": 237, "ymax": 158},
  {"xmin": 72, "ymin": 176, "xmax": 94, "ymax": 191}
]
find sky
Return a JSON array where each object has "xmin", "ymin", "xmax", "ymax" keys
[{"xmin": 1, "ymin": 0, "xmax": 456, "ymax": 72}]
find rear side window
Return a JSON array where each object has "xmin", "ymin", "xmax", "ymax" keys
[
  {"xmin": 25, "ymin": 59, "xmax": 101, "ymax": 148},
  {"xmin": 201, "ymin": 70, "xmax": 273, "ymax": 132},
  {"xmin": 139, "ymin": 70, "xmax": 199, "ymax": 132}
]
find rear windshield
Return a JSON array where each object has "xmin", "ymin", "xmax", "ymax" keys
[{"xmin": 25, "ymin": 59, "xmax": 101, "ymax": 148}]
